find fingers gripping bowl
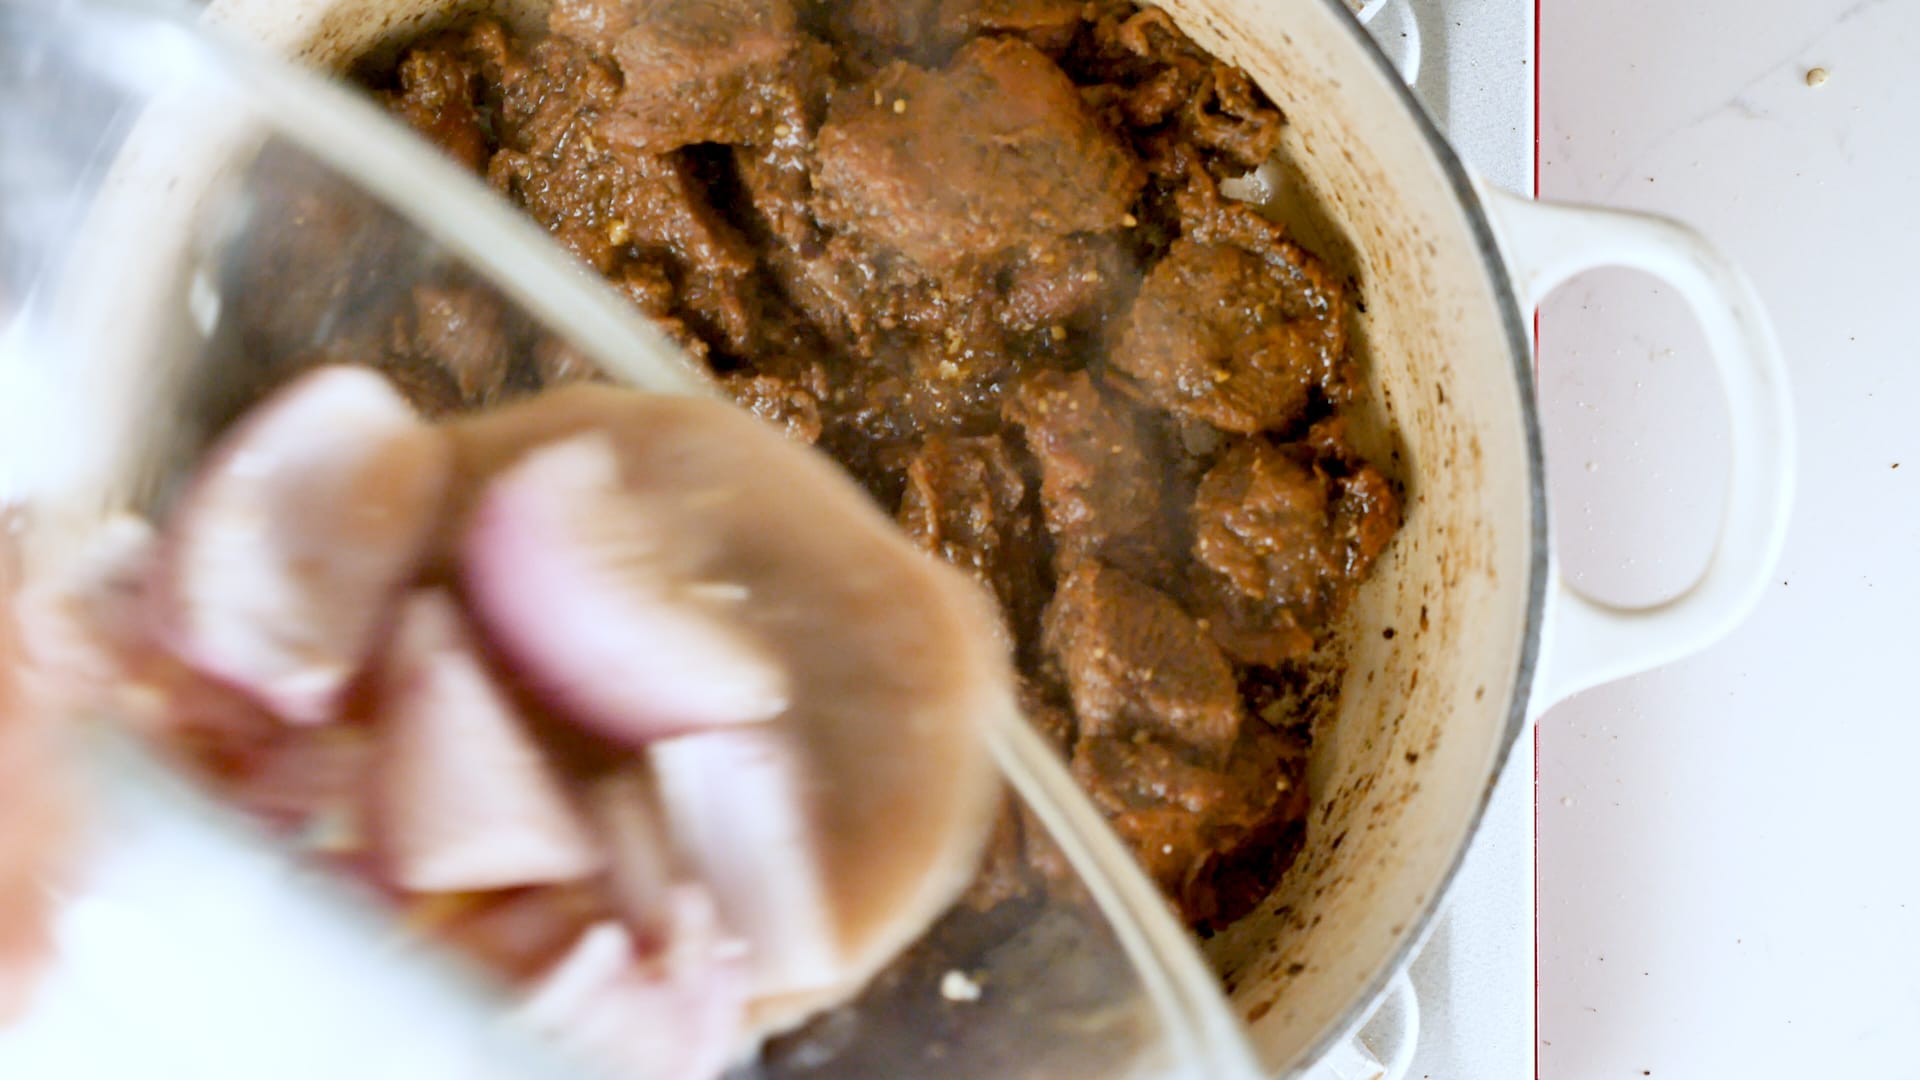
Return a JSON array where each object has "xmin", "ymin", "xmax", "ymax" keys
[{"xmin": 13, "ymin": 0, "xmax": 1793, "ymax": 1076}]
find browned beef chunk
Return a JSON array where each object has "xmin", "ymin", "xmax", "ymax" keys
[
  {"xmin": 994, "ymin": 234, "xmax": 1141, "ymax": 340},
  {"xmin": 384, "ymin": 37, "xmax": 489, "ymax": 171},
  {"xmin": 1110, "ymin": 237, "xmax": 1345, "ymax": 435},
  {"xmin": 468, "ymin": 24, "xmax": 618, "ymax": 163},
  {"xmin": 530, "ymin": 338, "xmax": 606, "ymax": 388},
  {"xmin": 1070, "ymin": 724, "xmax": 1304, "ymax": 928},
  {"xmin": 1190, "ymin": 434, "xmax": 1401, "ymax": 664},
  {"xmin": 943, "ymin": 0, "xmax": 1085, "ymax": 55},
  {"xmin": 370, "ymin": 358, "xmax": 465, "ymax": 419},
  {"xmin": 546, "ymin": 0, "xmax": 630, "ymax": 56},
  {"xmin": 723, "ymin": 368, "xmax": 826, "ymax": 445},
  {"xmin": 731, "ymin": 142, "xmax": 820, "ymax": 251},
  {"xmin": 1043, "ymin": 560, "xmax": 1241, "ymax": 757},
  {"xmin": 829, "ymin": 0, "xmax": 1084, "ymax": 66},
  {"xmin": 398, "ymin": 284, "xmax": 513, "ymax": 405},
  {"xmin": 584, "ymin": 0, "xmax": 815, "ymax": 153},
  {"xmin": 1068, "ymin": 2, "xmax": 1284, "ymax": 174},
  {"xmin": 823, "ymin": 0, "xmax": 948, "ymax": 66},
  {"xmin": 815, "ymin": 37, "xmax": 1145, "ymax": 270},
  {"xmin": 337, "ymin": 0, "xmax": 1405, "ymax": 940},
  {"xmin": 1017, "ymin": 674, "xmax": 1078, "ymax": 754},
  {"xmin": 897, "ymin": 435, "xmax": 1043, "ymax": 635},
  {"xmin": 471, "ymin": 28, "xmax": 757, "ymax": 291},
  {"xmin": 1004, "ymin": 370, "xmax": 1169, "ymax": 583}
]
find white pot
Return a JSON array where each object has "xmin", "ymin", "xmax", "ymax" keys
[
  {"xmin": 1146, "ymin": 3, "xmax": 1796, "ymax": 1078},
  {"xmin": 3, "ymin": 0, "xmax": 1795, "ymax": 1077}
]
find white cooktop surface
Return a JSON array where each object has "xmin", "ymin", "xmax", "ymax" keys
[{"xmin": 1535, "ymin": 0, "xmax": 1920, "ymax": 1077}]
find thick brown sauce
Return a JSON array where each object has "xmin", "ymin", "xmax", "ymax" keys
[
  {"xmin": 111, "ymin": 1, "xmax": 1395, "ymax": 962},
  {"xmin": 336, "ymin": 0, "xmax": 1405, "ymax": 934}
]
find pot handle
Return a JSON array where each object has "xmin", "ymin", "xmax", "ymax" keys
[
  {"xmin": 1299, "ymin": 972, "xmax": 1420, "ymax": 1080},
  {"xmin": 1474, "ymin": 182, "xmax": 1795, "ymax": 714}
]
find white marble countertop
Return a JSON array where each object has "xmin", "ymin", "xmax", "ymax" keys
[{"xmin": 1535, "ymin": 0, "xmax": 1920, "ymax": 1076}]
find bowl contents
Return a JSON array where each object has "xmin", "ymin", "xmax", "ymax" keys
[
  {"xmin": 22, "ymin": 366, "xmax": 1009, "ymax": 1077},
  {"xmin": 346, "ymin": 0, "xmax": 1403, "ymax": 932}
]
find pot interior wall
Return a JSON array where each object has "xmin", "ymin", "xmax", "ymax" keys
[{"xmin": 1160, "ymin": 0, "xmax": 1539, "ymax": 1072}]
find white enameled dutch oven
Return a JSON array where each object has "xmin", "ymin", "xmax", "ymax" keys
[{"xmin": 8, "ymin": 0, "xmax": 1795, "ymax": 1076}]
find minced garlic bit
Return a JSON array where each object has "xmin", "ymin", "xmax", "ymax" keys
[
  {"xmin": 606, "ymin": 218, "xmax": 633, "ymax": 245},
  {"xmin": 1805, "ymin": 67, "xmax": 1830, "ymax": 88},
  {"xmin": 773, "ymin": 123, "xmax": 794, "ymax": 138},
  {"xmin": 940, "ymin": 970, "xmax": 983, "ymax": 1003},
  {"xmin": 1049, "ymin": 325, "xmax": 1068, "ymax": 342},
  {"xmin": 1121, "ymin": 212, "xmax": 1139, "ymax": 228},
  {"xmin": 893, "ymin": 98, "xmax": 908, "ymax": 114}
]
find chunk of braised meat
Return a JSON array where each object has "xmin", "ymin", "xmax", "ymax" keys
[
  {"xmin": 1043, "ymin": 561, "xmax": 1241, "ymax": 759},
  {"xmin": 470, "ymin": 26, "xmax": 760, "ymax": 291},
  {"xmin": 943, "ymin": 0, "xmax": 1086, "ymax": 55},
  {"xmin": 370, "ymin": 353, "xmax": 467, "ymax": 420},
  {"xmin": 596, "ymin": 0, "xmax": 833, "ymax": 154},
  {"xmin": 734, "ymin": 144, "xmax": 1005, "ymax": 371},
  {"xmin": 383, "ymin": 36, "xmax": 489, "ymax": 171},
  {"xmin": 815, "ymin": 37, "xmax": 1146, "ymax": 271},
  {"xmin": 731, "ymin": 142, "xmax": 820, "ymax": 251},
  {"xmin": 1110, "ymin": 237, "xmax": 1346, "ymax": 435},
  {"xmin": 897, "ymin": 435, "xmax": 1043, "ymax": 639},
  {"xmin": 200, "ymin": 157, "xmax": 409, "ymax": 433},
  {"xmin": 757, "ymin": 231, "xmax": 1006, "ymax": 369},
  {"xmin": 994, "ymin": 234, "xmax": 1141, "ymax": 341},
  {"xmin": 1070, "ymin": 724, "xmax": 1305, "ymax": 928},
  {"xmin": 892, "ymin": 323, "xmax": 1034, "ymax": 434},
  {"xmin": 1017, "ymin": 674, "xmax": 1078, "ymax": 755},
  {"xmin": 1067, "ymin": 1, "xmax": 1284, "ymax": 175},
  {"xmin": 723, "ymin": 368, "xmax": 826, "ymax": 444},
  {"xmin": 827, "ymin": 0, "xmax": 1083, "ymax": 66},
  {"xmin": 398, "ymin": 284, "xmax": 514, "ymax": 404},
  {"xmin": 823, "ymin": 0, "xmax": 941, "ymax": 66},
  {"xmin": 467, "ymin": 23, "xmax": 618, "ymax": 172},
  {"xmin": 965, "ymin": 668, "xmax": 1082, "ymax": 914},
  {"xmin": 595, "ymin": 259, "xmax": 713, "ymax": 363},
  {"xmin": 546, "ymin": 0, "xmax": 631, "ymax": 56},
  {"xmin": 1189, "ymin": 434, "xmax": 1401, "ymax": 665},
  {"xmin": 1004, "ymin": 370, "xmax": 1171, "ymax": 584}
]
